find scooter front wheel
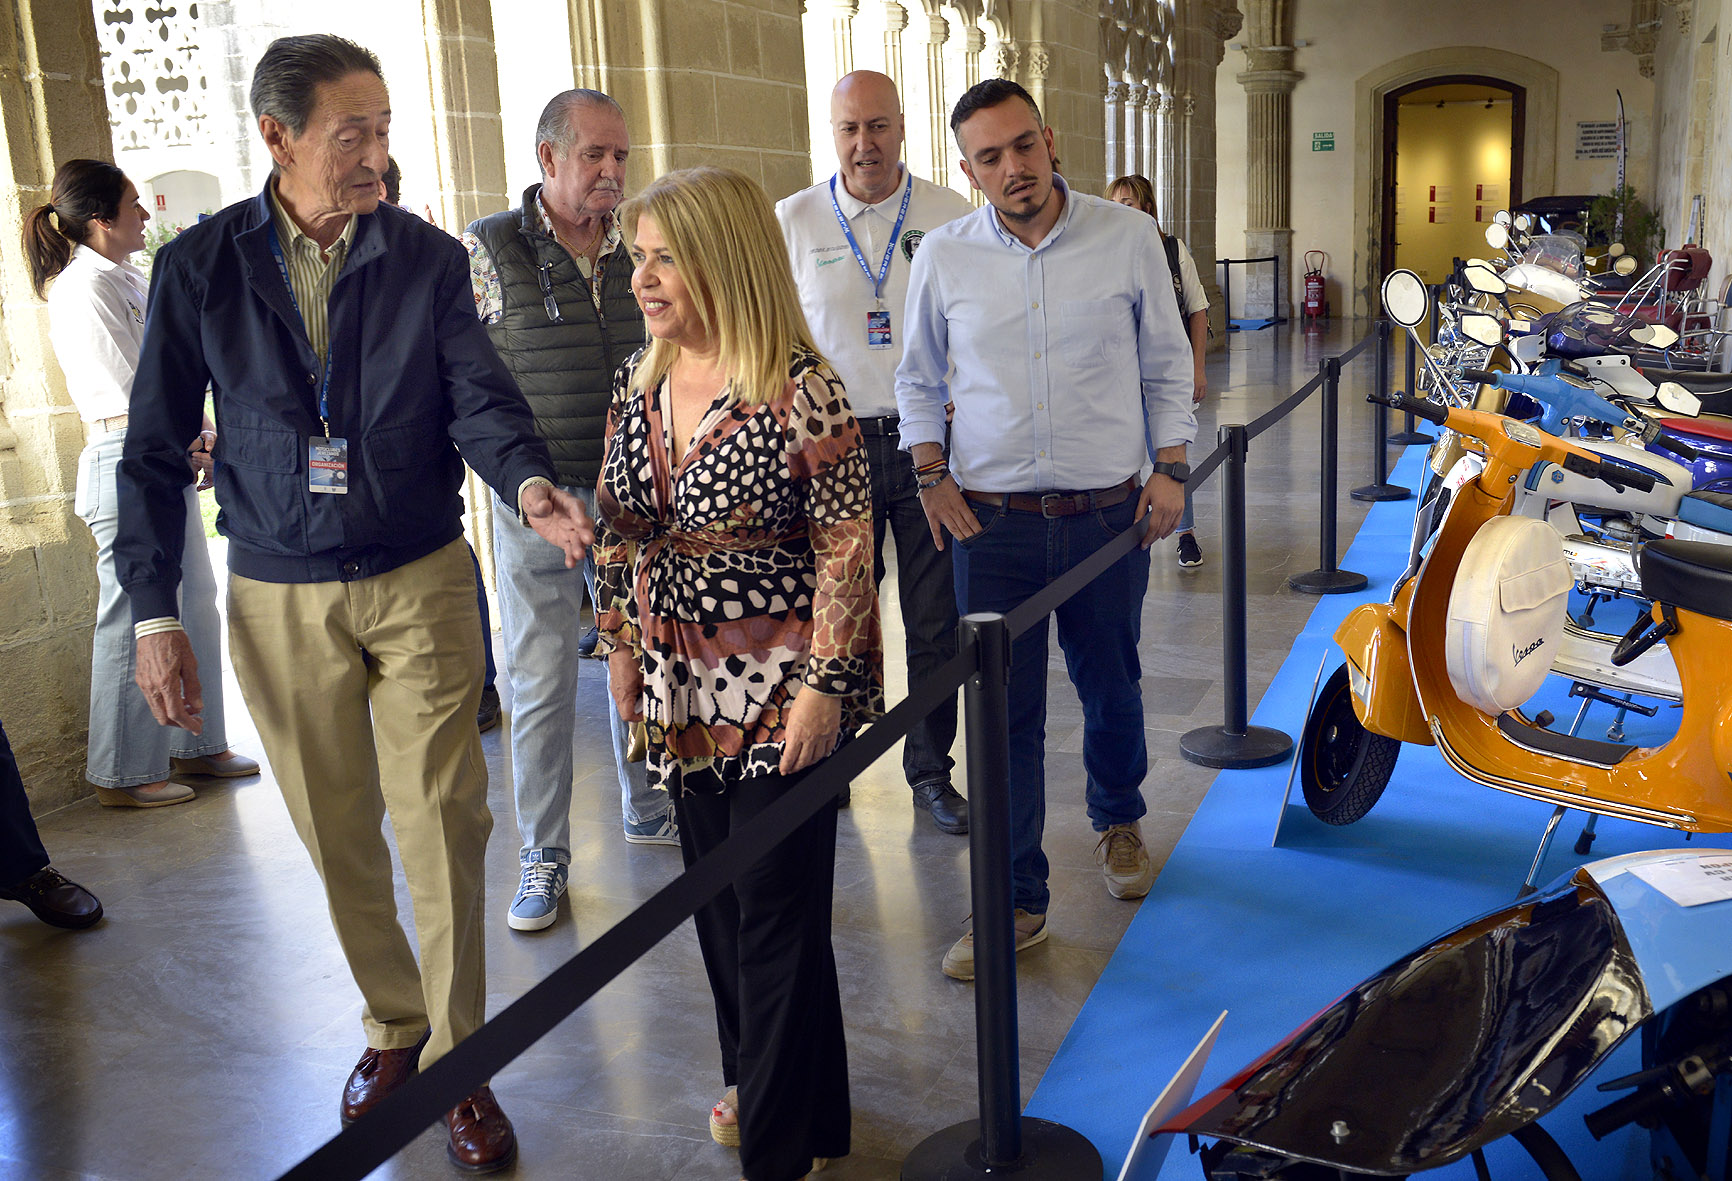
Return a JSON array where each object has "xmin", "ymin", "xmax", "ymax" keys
[{"xmin": 1301, "ymin": 665, "xmax": 1400, "ymax": 825}]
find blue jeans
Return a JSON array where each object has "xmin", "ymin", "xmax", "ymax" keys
[
  {"xmin": 951, "ymin": 492, "xmax": 1150, "ymax": 915},
  {"xmin": 861, "ymin": 430, "xmax": 957, "ymax": 789},
  {"xmin": 76, "ymin": 430, "xmax": 229, "ymax": 787},
  {"xmin": 1177, "ymin": 485, "xmax": 1196, "ymax": 534},
  {"xmin": 492, "ymin": 485, "xmax": 663, "ymax": 866}
]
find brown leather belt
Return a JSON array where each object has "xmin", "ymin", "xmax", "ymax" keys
[
  {"xmin": 962, "ymin": 476, "xmax": 1136, "ymax": 518},
  {"xmin": 94, "ymin": 413, "xmax": 128, "ymax": 434}
]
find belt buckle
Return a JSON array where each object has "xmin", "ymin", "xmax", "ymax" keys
[{"xmin": 1040, "ymin": 492, "xmax": 1078, "ymax": 518}]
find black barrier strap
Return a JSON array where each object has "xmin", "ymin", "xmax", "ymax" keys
[
  {"xmin": 1247, "ymin": 371, "xmax": 1322, "ymax": 441},
  {"xmin": 999, "ymin": 434, "xmax": 1230, "ymax": 639},
  {"xmin": 278, "ymin": 646, "xmax": 975, "ymax": 1181},
  {"xmin": 1333, "ymin": 330, "xmax": 1375, "ymax": 368}
]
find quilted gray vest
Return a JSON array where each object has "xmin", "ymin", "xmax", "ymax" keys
[{"xmin": 467, "ymin": 185, "xmax": 644, "ymax": 486}]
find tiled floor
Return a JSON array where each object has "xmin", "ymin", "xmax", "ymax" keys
[{"xmin": 0, "ymin": 319, "xmax": 1405, "ymax": 1180}]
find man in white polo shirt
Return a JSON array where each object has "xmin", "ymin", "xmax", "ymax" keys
[{"xmin": 777, "ymin": 70, "xmax": 973, "ymax": 835}]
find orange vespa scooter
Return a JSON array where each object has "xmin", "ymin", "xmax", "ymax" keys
[{"xmin": 1302, "ymin": 382, "xmax": 1732, "ymax": 888}]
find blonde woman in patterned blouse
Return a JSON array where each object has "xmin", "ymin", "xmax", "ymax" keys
[{"xmin": 595, "ymin": 166, "xmax": 882, "ymax": 1181}]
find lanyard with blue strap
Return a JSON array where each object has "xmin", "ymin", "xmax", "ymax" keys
[
  {"xmin": 829, "ymin": 171, "xmax": 912, "ymax": 350},
  {"xmin": 268, "ymin": 221, "xmax": 348, "ymax": 494}
]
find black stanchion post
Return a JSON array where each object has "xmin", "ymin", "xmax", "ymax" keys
[
  {"xmin": 1180, "ymin": 425, "xmax": 1293, "ymax": 769},
  {"xmin": 902, "ymin": 614, "xmax": 1100, "ymax": 1181},
  {"xmin": 1273, "ymin": 252, "xmax": 1282, "ymax": 323},
  {"xmin": 1352, "ymin": 319, "xmax": 1410, "ymax": 503},
  {"xmin": 1389, "ymin": 320, "xmax": 1432, "ymax": 446},
  {"xmin": 1218, "ymin": 259, "xmax": 1233, "ymax": 332},
  {"xmin": 1289, "ymin": 357, "xmax": 1369, "ymax": 595}
]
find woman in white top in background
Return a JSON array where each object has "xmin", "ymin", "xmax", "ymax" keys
[
  {"xmin": 23, "ymin": 159, "xmax": 257, "ymax": 807},
  {"xmin": 1107, "ymin": 173, "xmax": 1211, "ymax": 569}
]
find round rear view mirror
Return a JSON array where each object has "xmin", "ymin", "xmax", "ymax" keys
[
  {"xmin": 1485, "ymin": 224, "xmax": 1510, "ymax": 250},
  {"xmin": 1462, "ymin": 264, "xmax": 1507, "ymax": 295},
  {"xmin": 1608, "ymin": 242, "xmax": 1625, "ymax": 257},
  {"xmin": 1494, "ymin": 210, "xmax": 1512, "ymax": 226},
  {"xmin": 1514, "ymin": 213, "xmax": 1533, "ymax": 231},
  {"xmin": 1458, "ymin": 313, "xmax": 1504, "ymax": 348},
  {"xmin": 1381, "ymin": 269, "xmax": 1429, "ymax": 327},
  {"xmin": 1614, "ymin": 255, "xmax": 1638, "ymax": 275}
]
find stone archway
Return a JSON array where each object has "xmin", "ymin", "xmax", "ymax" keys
[{"xmin": 1352, "ymin": 46, "xmax": 1560, "ymax": 315}]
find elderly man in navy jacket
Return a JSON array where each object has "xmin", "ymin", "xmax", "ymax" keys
[{"xmin": 115, "ymin": 35, "xmax": 586, "ymax": 1174}]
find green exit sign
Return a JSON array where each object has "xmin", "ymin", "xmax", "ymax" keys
[{"xmin": 1312, "ymin": 132, "xmax": 1335, "ymax": 152}]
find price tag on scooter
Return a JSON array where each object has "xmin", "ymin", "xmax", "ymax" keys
[{"xmin": 309, "ymin": 436, "xmax": 349, "ymax": 494}]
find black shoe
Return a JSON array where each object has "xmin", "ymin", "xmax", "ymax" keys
[
  {"xmin": 578, "ymin": 625, "xmax": 601, "ymax": 659},
  {"xmin": 1176, "ymin": 532, "xmax": 1203, "ymax": 568},
  {"xmin": 476, "ymin": 685, "xmax": 502, "ymax": 733},
  {"xmin": 0, "ymin": 866, "xmax": 103, "ymax": 929},
  {"xmin": 912, "ymin": 781, "xmax": 968, "ymax": 834}
]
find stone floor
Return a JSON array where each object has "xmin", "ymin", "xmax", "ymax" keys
[{"xmin": 0, "ymin": 318, "xmax": 1405, "ymax": 1180}]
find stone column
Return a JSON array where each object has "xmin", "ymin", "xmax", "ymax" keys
[
  {"xmin": 883, "ymin": 2, "xmax": 908, "ymax": 91},
  {"xmin": 1025, "ymin": 40, "xmax": 1051, "ymax": 120},
  {"xmin": 0, "ymin": 0, "xmax": 114, "ymax": 806},
  {"xmin": 831, "ymin": 0, "xmax": 859, "ymax": 77},
  {"xmin": 1157, "ymin": 89, "xmax": 1180, "ymax": 224},
  {"xmin": 922, "ymin": 12, "xmax": 951, "ymax": 187},
  {"xmin": 1104, "ymin": 80, "xmax": 1128, "ymax": 181},
  {"xmin": 1238, "ymin": 46, "xmax": 1301, "ymax": 321},
  {"xmin": 422, "ymin": 0, "xmax": 510, "ymax": 599},
  {"xmin": 961, "ymin": 22, "xmax": 986, "ymax": 89},
  {"xmin": 1169, "ymin": 0, "xmax": 1241, "ymax": 339},
  {"xmin": 1125, "ymin": 82, "xmax": 1148, "ymax": 177}
]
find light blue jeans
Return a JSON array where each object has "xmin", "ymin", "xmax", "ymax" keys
[
  {"xmin": 492, "ymin": 485, "xmax": 661, "ymax": 866},
  {"xmin": 76, "ymin": 429, "xmax": 229, "ymax": 787}
]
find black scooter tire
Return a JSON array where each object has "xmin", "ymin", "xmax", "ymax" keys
[{"xmin": 1300, "ymin": 665, "xmax": 1400, "ymax": 825}]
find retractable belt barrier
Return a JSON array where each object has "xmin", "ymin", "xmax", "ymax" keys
[{"xmin": 284, "ymin": 323, "xmax": 1386, "ymax": 1177}]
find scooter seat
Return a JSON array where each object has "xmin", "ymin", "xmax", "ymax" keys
[
  {"xmin": 1641, "ymin": 367, "xmax": 1732, "ymax": 395},
  {"xmin": 1638, "ymin": 539, "xmax": 1732, "ymax": 622},
  {"xmin": 1677, "ymin": 490, "xmax": 1732, "ymax": 537},
  {"xmin": 1658, "ymin": 414, "xmax": 1732, "ymax": 443}
]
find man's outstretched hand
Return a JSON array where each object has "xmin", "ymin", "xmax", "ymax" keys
[{"xmin": 522, "ymin": 484, "xmax": 596, "ymax": 567}]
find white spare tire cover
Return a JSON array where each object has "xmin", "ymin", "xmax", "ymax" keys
[{"xmin": 1446, "ymin": 515, "xmax": 1571, "ymax": 714}]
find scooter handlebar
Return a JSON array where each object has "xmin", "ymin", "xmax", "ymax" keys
[
  {"xmin": 1567, "ymin": 452, "xmax": 1658, "ymax": 494},
  {"xmin": 1644, "ymin": 425, "xmax": 1700, "ymax": 462},
  {"xmin": 1369, "ymin": 389, "xmax": 1449, "ymax": 425}
]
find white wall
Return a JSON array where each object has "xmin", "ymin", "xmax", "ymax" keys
[{"xmin": 1216, "ymin": 0, "xmax": 1653, "ymax": 317}]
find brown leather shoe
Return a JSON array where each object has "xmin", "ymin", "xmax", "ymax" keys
[
  {"xmin": 339, "ymin": 1028, "xmax": 430, "ymax": 1126},
  {"xmin": 445, "ymin": 1085, "xmax": 516, "ymax": 1173}
]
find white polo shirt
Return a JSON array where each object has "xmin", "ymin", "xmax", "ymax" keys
[
  {"xmin": 778, "ymin": 167, "xmax": 972, "ymax": 418},
  {"xmin": 47, "ymin": 244, "xmax": 149, "ymax": 423}
]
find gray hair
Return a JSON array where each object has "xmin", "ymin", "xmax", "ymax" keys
[
  {"xmin": 249, "ymin": 34, "xmax": 383, "ymax": 137},
  {"xmin": 535, "ymin": 89, "xmax": 625, "ymax": 171}
]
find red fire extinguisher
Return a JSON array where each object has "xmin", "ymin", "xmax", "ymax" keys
[{"xmin": 1303, "ymin": 251, "xmax": 1327, "ymax": 326}]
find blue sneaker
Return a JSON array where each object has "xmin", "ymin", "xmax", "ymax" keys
[
  {"xmin": 507, "ymin": 855, "xmax": 567, "ymax": 931},
  {"xmin": 624, "ymin": 811, "xmax": 679, "ymax": 846}
]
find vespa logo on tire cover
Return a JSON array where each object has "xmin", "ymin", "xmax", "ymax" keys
[{"xmin": 1512, "ymin": 636, "xmax": 1545, "ymax": 666}]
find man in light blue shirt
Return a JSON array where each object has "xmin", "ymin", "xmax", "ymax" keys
[{"xmin": 894, "ymin": 78, "xmax": 1196, "ymax": 981}]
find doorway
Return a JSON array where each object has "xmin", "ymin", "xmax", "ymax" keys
[{"xmin": 1381, "ymin": 77, "xmax": 1524, "ymax": 285}]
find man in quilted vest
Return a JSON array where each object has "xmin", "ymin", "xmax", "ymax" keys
[{"xmin": 462, "ymin": 91, "xmax": 670, "ymax": 937}]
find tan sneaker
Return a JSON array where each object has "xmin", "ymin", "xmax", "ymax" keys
[
  {"xmin": 1096, "ymin": 820, "xmax": 1155, "ymax": 899},
  {"xmin": 940, "ymin": 909, "xmax": 1048, "ymax": 981}
]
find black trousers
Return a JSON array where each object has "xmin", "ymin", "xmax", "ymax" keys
[
  {"xmin": 680, "ymin": 768, "xmax": 849, "ymax": 1181},
  {"xmin": 0, "ymin": 718, "xmax": 51, "ymax": 887}
]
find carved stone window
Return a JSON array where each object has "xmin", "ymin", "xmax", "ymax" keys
[{"xmin": 93, "ymin": 1, "xmax": 210, "ymax": 150}]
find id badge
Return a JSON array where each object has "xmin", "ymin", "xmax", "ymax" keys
[
  {"xmin": 866, "ymin": 308, "xmax": 893, "ymax": 350},
  {"xmin": 309, "ymin": 436, "xmax": 349, "ymax": 494}
]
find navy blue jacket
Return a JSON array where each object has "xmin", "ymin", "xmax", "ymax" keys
[{"xmin": 117, "ymin": 186, "xmax": 555, "ymax": 623}]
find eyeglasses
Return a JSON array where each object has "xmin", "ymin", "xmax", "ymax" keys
[{"xmin": 538, "ymin": 261, "xmax": 564, "ymax": 324}]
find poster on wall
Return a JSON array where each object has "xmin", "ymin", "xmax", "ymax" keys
[
  {"xmin": 1430, "ymin": 184, "xmax": 1453, "ymax": 204},
  {"xmin": 1430, "ymin": 205, "xmax": 1454, "ymax": 224},
  {"xmin": 1476, "ymin": 183, "xmax": 1503, "ymax": 204},
  {"xmin": 1577, "ymin": 121, "xmax": 1617, "ymax": 159}
]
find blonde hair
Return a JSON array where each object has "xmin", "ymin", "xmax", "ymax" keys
[
  {"xmin": 620, "ymin": 166, "xmax": 820, "ymax": 407},
  {"xmin": 1107, "ymin": 174, "xmax": 1162, "ymax": 235}
]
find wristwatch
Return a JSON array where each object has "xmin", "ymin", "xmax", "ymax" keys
[{"xmin": 1150, "ymin": 460, "xmax": 1191, "ymax": 484}]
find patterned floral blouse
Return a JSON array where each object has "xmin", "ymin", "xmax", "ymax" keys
[{"xmin": 595, "ymin": 347, "xmax": 884, "ymax": 795}]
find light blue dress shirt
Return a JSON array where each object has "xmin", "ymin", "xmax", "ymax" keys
[{"xmin": 894, "ymin": 175, "xmax": 1197, "ymax": 493}]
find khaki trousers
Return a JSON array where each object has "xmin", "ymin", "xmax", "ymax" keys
[{"xmin": 227, "ymin": 539, "xmax": 489, "ymax": 1065}]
